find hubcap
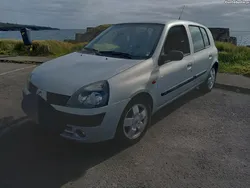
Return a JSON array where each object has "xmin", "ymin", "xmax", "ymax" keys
[
  {"xmin": 207, "ymin": 68, "xmax": 216, "ymax": 90},
  {"xmin": 123, "ymin": 104, "xmax": 148, "ymax": 140}
]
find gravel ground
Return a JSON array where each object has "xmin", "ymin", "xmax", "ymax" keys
[{"xmin": 0, "ymin": 63, "xmax": 249, "ymax": 188}]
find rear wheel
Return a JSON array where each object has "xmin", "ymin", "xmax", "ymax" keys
[
  {"xmin": 115, "ymin": 98, "xmax": 151, "ymax": 145},
  {"xmin": 200, "ymin": 67, "xmax": 216, "ymax": 93}
]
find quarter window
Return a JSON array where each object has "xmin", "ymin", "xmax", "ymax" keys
[
  {"xmin": 189, "ymin": 26, "xmax": 205, "ymax": 53},
  {"xmin": 163, "ymin": 25, "xmax": 190, "ymax": 56},
  {"xmin": 200, "ymin": 27, "xmax": 210, "ymax": 47}
]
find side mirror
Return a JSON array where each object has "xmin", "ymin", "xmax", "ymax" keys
[{"xmin": 158, "ymin": 50, "xmax": 184, "ymax": 66}]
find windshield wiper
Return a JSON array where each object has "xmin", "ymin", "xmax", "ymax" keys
[
  {"xmin": 98, "ymin": 51, "xmax": 133, "ymax": 59},
  {"xmin": 82, "ymin": 49, "xmax": 134, "ymax": 59},
  {"xmin": 82, "ymin": 47, "xmax": 102, "ymax": 55}
]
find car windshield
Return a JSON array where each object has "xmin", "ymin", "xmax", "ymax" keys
[{"xmin": 84, "ymin": 23, "xmax": 164, "ymax": 59}]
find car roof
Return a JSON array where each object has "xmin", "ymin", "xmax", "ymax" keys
[{"xmin": 114, "ymin": 20, "xmax": 207, "ymax": 28}]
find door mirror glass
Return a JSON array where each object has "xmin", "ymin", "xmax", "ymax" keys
[{"xmin": 159, "ymin": 50, "xmax": 184, "ymax": 65}]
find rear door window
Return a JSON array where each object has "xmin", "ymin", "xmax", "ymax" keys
[{"xmin": 189, "ymin": 26, "xmax": 205, "ymax": 53}]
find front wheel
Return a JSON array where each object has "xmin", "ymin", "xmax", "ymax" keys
[
  {"xmin": 115, "ymin": 98, "xmax": 151, "ymax": 145},
  {"xmin": 200, "ymin": 67, "xmax": 217, "ymax": 93}
]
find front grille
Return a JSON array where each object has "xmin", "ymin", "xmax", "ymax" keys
[
  {"xmin": 28, "ymin": 82, "xmax": 38, "ymax": 94},
  {"xmin": 47, "ymin": 92, "xmax": 71, "ymax": 106},
  {"xmin": 28, "ymin": 81, "xmax": 70, "ymax": 106}
]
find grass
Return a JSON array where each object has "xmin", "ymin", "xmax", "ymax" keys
[
  {"xmin": 0, "ymin": 39, "xmax": 87, "ymax": 57},
  {"xmin": 216, "ymin": 42, "xmax": 250, "ymax": 76}
]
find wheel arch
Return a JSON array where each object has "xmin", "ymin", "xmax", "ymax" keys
[
  {"xmin": 129, "ymin": 91, "xmax": 154, "ymax": 113},
  {"xmin": 114, "ymin": 90, "xmax": 154, "ymax": 144},
  {"xmin": 213, "ymin": 61, "xmax": 219, "ymax": 73}
]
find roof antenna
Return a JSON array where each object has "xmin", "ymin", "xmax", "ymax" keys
[{"xmin": 178, "ymin": 5, "xmax": 185, "ymax": 20}]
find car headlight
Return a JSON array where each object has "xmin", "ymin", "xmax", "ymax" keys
[{"xmin": 67, "ymin": 81, "xmax": 109, "ymax": 109}]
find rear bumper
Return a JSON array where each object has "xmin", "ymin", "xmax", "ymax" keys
[{"xmin": 22, "ymin": 87, "xmax": 129, "ymax": 143}]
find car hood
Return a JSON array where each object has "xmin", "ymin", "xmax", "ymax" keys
[{"xmin": 31, "ymin": 52, "xmax": 143, "ymax": 96}]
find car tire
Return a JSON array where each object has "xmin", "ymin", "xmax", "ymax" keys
[
  {"xmin": 115, "ymin": 98, "xmax": 151, "ymax": 146},
  {"xmin": 200, "ymin": 66, "xmax": 217, "ymax": 93}
]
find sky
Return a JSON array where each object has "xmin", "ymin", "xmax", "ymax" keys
[{"xmin": 1, "ymin": 0, "xmax": 250, "ymax": 30}]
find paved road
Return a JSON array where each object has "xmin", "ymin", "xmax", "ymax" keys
[
  {"xmin": 0, "ymin": 56, "xmax": 52, "ymax": 63},
  {"xmin": 0, "ymin": 63, "xmax": 250, "ymax": 188}
]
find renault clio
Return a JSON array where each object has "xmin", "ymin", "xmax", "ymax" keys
[{"xmin": 22, "ymin": 20, "xmax": 218, "ymax": 145}]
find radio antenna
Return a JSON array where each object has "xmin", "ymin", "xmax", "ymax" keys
[{"xmin": 178, "ymin": 5, "xmax": 185, "ymax": 20}]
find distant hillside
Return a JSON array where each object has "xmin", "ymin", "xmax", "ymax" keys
[{"xmin": 0, "ymin": 22, "xmax": 59, "ymax": 31}]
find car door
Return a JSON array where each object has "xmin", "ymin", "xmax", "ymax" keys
[
  {"xmin": 188, "ymin": 25, "xmax": 212, "ymax": 85},
  {"xmin": 156, "ymin": 25, "xmax": 195, "ymax": 107}
]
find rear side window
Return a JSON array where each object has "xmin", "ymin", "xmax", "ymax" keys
[
  {"xmin": 163, "ymin": 25, "xmax": 190, "ymax": 56},
  {"xmin": 189, "ymin": 26, "xmax": 205, "ymax": 53},
  {"xmin": 200, "ymin": 27, "xmax": 210, "ymax": 47}
]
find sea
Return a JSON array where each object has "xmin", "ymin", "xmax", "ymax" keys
[{"xmin": 0, "ymin": 29, "xmax": 86, "ymax": 41}]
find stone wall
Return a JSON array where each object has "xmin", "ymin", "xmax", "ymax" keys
[
  {"xmin": 86, "ymin": 27, "xmax": 94, "ymax": 32},
  {"xmin": 75, "ymin": 25, "xmax": 111, "ymax": 42},
  {"xmin": 208, "ymin": 28, "xmax": 230, "ymax": 41},
  {"xmin": 75, "ymin": 32, "xmax": 94, "ymax": 42},
  {"xmin": 208, "ymin": 28, "xmax": 237, "ymax": 45}
]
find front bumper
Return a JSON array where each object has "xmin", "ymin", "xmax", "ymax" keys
[{"xmin": 22, "ymin": 86, "xmax": 129, "ymax": 143}]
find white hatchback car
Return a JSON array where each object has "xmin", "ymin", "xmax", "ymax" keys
[{"xmin": 22, "ymin": 20, "xmax": 218, "ymax": 145}]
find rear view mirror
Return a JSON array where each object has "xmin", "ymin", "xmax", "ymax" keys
[{"xmin": 159, "ymin": 50, "xmax": 184, "ymax": 65}]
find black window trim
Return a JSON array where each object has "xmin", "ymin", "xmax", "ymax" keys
[
  {"xmin": 158, "ymin": 24, "xmax": 191, "ymax": 66},
  {"xmin": 188, "ymin": 24, "xmax": 209, "ymax": 53}
]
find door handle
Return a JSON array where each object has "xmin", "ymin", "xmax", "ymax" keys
[
  {"xmin": 187, "ymin": 63, "xmax": 192, "ymax": 70},
  {"xmin": 208, "ymin": 54, "xmax": 212, "ymax": 59}
]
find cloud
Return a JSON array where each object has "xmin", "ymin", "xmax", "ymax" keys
[{"xmin": 1, "ymin": 0, "xmax": 250, "ymax": 30}]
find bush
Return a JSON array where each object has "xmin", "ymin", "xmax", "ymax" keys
[
  {"xmin": 0, "ymin": 40, "xmax": 21, "ymax": 55},
  {"xmin": 216, "ymin": 42, "xmax": 250, "ymax": 64},
  {"xmin": 216, "ymin": 42, "xmax": 236, "ymax": 52},
  {"xmin": 216, "ymin": 42, "xmax": 250, "ymax": 76},
  {"xmin": 0, "ymin": 40, "xmax": 87, "ymax": 57}
]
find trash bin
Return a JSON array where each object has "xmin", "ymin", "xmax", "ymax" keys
[{"xmin": 20, "ymin": 28, "xmax": 32, "ymax": 45}]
